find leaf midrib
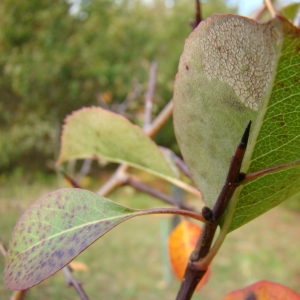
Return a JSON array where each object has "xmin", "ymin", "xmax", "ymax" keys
[{"xmin": 13, "ymin": 212, "xmax": 136, "ymax": 257}]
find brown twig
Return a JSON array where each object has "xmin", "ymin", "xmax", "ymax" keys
[
  {"xmin": 97, "ymin": 164, "xmax": 129, "ymax": 196},
  {"xmin": 62, "ymin": 171, "xmax": 81, "ymax": 188},
  {"xmin": 76, "ymin": 159, "xmax": 92, "ymax": 183},
  {"xmin": 125, "ymin": 176, "xmax": 195, "ymax": 211},
  {"xmin": 176, "ymin": 121, "xmax": 251, "ymax": 300},
  {"xmin": 97, "ymin": 99, "xmax": 174, "ymax": 198},
  {"xmin": 144, "ymin": 61, "xmax": 157, "ymax": 130},
  {"xmin": 115, "ymin": 79, "xmax": 143, "ymax": 114},
  {"xmin": 173, "ymin": 155, "xmax": 191, "ymax": 178},
  {"xmin": 144, "ymin": 99, "xmax": 173, "ymax": 138},
  {"xmin": 63, "ymin": 265, "xmax": 90, "ymax": 300},
  {"xmin": 264, "ymin": 0, "xmax": 277, "ymax": 18},
  {"xmin": 10, "ymin": 291, "xmax": 28, "ymax": 300},
  {"xmin": 251, "ymin": 0, "xmax": 277, "ymax": 20},
  {"xmin": 0, "ymin": 238, "xmax": 7, "ymax": 257},
  {"xmin": 194, "ymin": 0, "xmax": 202, "ymax": 28},
  {"xmin": 251, "ymin": 2, "xmax": 267, "ymax": 20}
]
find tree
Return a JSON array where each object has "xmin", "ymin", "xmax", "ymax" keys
[{"xmin": 4, "ymin": 0, "xmax": 300, "ymax": 300}]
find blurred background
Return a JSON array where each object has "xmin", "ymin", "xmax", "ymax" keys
[{"xmin": 1, "ymin": 0, "xmax": 300, "ymax": 299}]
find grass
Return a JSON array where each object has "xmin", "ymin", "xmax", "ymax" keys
[{"xmin": 0, "ymin": 173, "xmax": 300, "ymax": 299}]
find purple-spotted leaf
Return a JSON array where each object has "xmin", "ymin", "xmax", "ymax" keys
[{"xmin": 5, "ymin": 188, "xmax": 205, "ymax": 290}]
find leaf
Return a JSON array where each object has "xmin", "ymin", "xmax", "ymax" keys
[
  {"xmin": 280, "ymin": 3, "xmax": 300, "ymax": 22},
  {"xmin": 168, "ymin": 221, "xmax": 210, "ymax": 290},
  {"xmin": 5, "ymin": 188, "xmax": 204, "ymax": 290},
  {"xmin": 173, "ymin": 14, "xmax": 300, "ymax": 231},
  {"xmin": 69, "ymin": 261, "xmax": 89, "ymax": 272},
  {"xmin": 57, "ymin": 107, "xmax": 179, "ymax": 185},
  {"xmin": 223, "ymin": 280, "xmax": 300, "ymax": 300}
]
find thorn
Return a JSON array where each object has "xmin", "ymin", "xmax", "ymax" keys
[
  {"xmin": 202, "ymin": 206, "xmax": 213, "ymax": 222},
  {"xmin": 240, "ymin": 121, "xmax": 252, "ymax": 147}
]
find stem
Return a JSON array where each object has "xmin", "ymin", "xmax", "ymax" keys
[
  {"xmin": 173, "ymin": 155, "xmax": 191, "ymax": 178},
  {"xmin": 10, "ymin": 291, "xmax": 28, "ymax": 300},
  {"xmin": 61, "ymin": 171, "xmax": 81, "ymax": 188},
  {"xmin": 63, "ymin": 265, "xmax": 90, "ymax": 300},
  {"xmin": 0, "ymin": 238, "xmax": 7, "ymax": 257},
  {"xmin": 194, "ymin": 184, "xmax": 243, "ymax": 270},
  {"xmin": 176, "ymin": 121, "xmax": 251, "ymax": 300},
  {"xmin": 125, "ymin": 176, "xmax": 195, "ymax": 211},
  {"xmin": 251, "ymin": 2, "xmax": 267, "ymax": 20},
  {"xmin": 97, "ymin": 100, "xmax": 173, "ymax": 197},
  {"xmin": 194, "ymin": 0, "xmax": 202, "ymax": 28},
  {"xmin": 97, "ymin": 164, "xmax": 129, "ymax": 196},
  {"xmin": 144, "ymin": 100, "xmax": 173, "ymax": 139},
  {"xmin": 243, "ymin": 159, "xmax": 300, "ymax": 184},
  {"xmin": 144, "ymin": 61, "xmax": 157, "ymax": 130},
  {"xmin": 138, "ymin": 207, "xmax": 208, "ymax": 223},
  {"xmin": 264, "ymin": 0, "xmax": 276, "ymax": 18}
]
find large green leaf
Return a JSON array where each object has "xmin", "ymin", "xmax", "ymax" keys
[
  {"xmin": 57, "ymin": 107, "xmax": 193, "ymax": 192},
  {"xmin": 5, "ymin": 188, "xmax": 204, "ymax": 290},
  {"xmin": 173, "ymin": 14, "xmax": 300, "ymax": 231}
]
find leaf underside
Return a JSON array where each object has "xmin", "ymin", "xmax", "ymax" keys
[
  {"xmin": 5, "ymin": 188, "xmax": 203, "ymax": 290},
  {"xmin": 57, "ymin": 107, "xmax": 177, "ymax": 183},
  {"xmin": 173, "ymin": 14, "xmax": 300, "ymax": 231},
  {"xmin": 5, "ymin": 189, "xmax": 143, "ymax": 290}
]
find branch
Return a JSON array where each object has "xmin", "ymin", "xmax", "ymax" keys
[
  {"xmin": 76, "ymin": 159, "xmax": 92, "ymax": 183},
  {"xmin": 10, "ymin": 291, "xmax": 28, "ymax": 300},
  {"xmin": 176, "ymin": 121, "xmax": 251, "ymax": 300},
  {"xmin": 172, "ymin": 154, "xmax": 191, "ymax": 178},
  {"xmin": 144, "ymin": 61, "xmax": 157, "ymax": 130},
  {"xmin": 97, "ymin": 100, "xmax": 174, "ymax": 198},
  {"xmin": 125, "ymin": 176, "xmax": 195, "ymax": 211},
  {"xmin": 97, "ymin": 164, "xmax": 129, "ymax": 196},
  {"xmin": 194, "ymin": 0, "xmax": 202, "ymax": 28},
  {"xmin": 144, "ymin": 99, "xmax": 173, "ymax": 138},
  {"xmin": 61, "ymin": 171, "xmax": 81, "ymax": 188},
  {"xmin": 264, "ymin": 0, "xmax": 277, "ymax": 18},
  {"xmin": 63, "ymin": 265, "xmax": 90, "ymax": 300},
  {"xmin": 115, "ymin": 79, "xmax": 143, "ymax": 114},
  {"xmin": 0, "ymin": 238, "xmax": 7, "ymax": 257}
]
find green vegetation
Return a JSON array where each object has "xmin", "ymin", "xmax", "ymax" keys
[
  {"xmin": 0, "ymin": 0, "xmax": 234, "ymax": 172},
  {"xmin": 2, "ymin": 1, "xmax": 300, "ymax": 298},
  {"xmin": 0, "ymin": 178, "xmax": 300, "ymax": 299}
]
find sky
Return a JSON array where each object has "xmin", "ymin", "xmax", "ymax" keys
[
  {"xmin": 236, "ymin": 0, "xmax": 262, "ymax": 15},
  {"xmin": 236, "ymin": 0, "xmax": 299, "ymax": 15}
]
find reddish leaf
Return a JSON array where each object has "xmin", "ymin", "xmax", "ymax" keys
[
  {"xmin": 168, "ymin": 220, "xmax": 210, "ymax": 290},
  {"xmin": 223, "ymin": 280, "xmax": 300, "ymax": 300}
]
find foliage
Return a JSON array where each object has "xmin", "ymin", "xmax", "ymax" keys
[
  {"xmin": 168, "ymin": 220, "xmax": 210, "ymax": 290},
  {"xmin": 173, "ymin": 14, "xmax": 300, "ymax": 231},
  {"xmin": 223, "ymin": 280, "xmax": 300, "ymax": 300},
  {"xmin": 0, "ymin": 0, "xmax": 234, "ymax": 171},
  {"xmin": 3, "ymin": 1, "xmax": 300, "ymax": 300}
]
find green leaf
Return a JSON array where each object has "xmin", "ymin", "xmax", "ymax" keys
[
  {"xmin": 56, "ymin": 107, "xmax": 191, "ymax": 191},
  {"xmin": 173, "ymin": 14, "xmax": 300, "ymax": 231},
  {"xmin": 5, "ymin": 188, "xmax": 204, "ymax": 290},
  {"xmin": 280, "ymin": 3, "xmax": 300, "ymax": 22}
]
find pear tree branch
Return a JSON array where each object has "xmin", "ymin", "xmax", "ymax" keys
[{"xmin": 176, "ymin": 121, "xmax": 251, "ymax": 300}]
